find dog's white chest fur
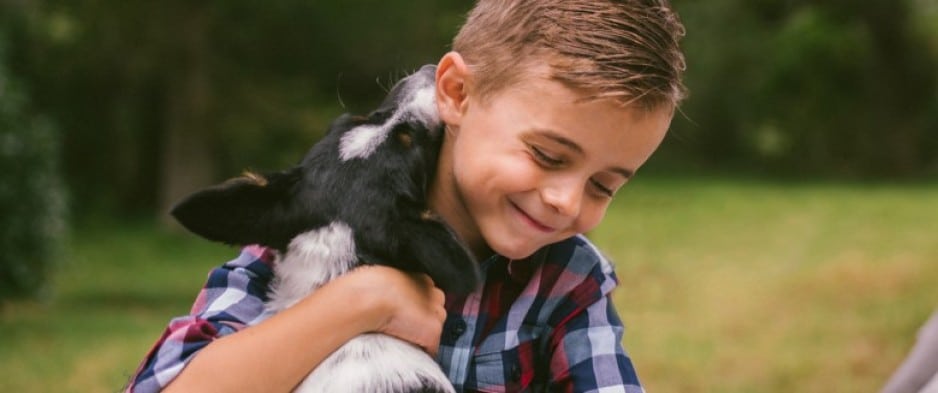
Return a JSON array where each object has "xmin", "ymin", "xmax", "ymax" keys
[{"xmin": 265, "ymin": 221, "xmax": 454, "ymax": 393}]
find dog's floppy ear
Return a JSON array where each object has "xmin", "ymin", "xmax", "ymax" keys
[
  {"xmin": 397, "ymin": 216, "xmax": 480, "ymax": 295},
  {"xmin": 170, "ymin": 168, "xmax": 302, "ymax": 249}
]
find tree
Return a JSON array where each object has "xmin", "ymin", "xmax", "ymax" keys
[
  {"xmin": 668, "ymin": 0, "xmax": 938, "ymax": 177},
  {"xmin": 0, "ymin": 35, "xmax": 67, "ymax": 303},
  {"xmin": 2, "ymin": 0, "xmax": 469, "ymax": 217}
]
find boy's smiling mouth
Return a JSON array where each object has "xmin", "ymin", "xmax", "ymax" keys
[{"xmin": 509, "ymin": 200, "xmax": 557, "ymax": 233}]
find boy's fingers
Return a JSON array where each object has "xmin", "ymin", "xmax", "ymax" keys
[
  {"xmin": 417, "ymin": 272, "xmax": 436, "ymax": 288},
  {"xmin": 431, "ymin": 288, "xmax": 447, "ymax": 320}
]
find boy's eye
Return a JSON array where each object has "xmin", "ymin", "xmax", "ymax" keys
[
  {"xmin": 589, "ymin": 179, "xmax": 616, "ymax": 198},
  {"xmin": 531, "ymin": 145, "xmax": 564, "ymax": 167}
]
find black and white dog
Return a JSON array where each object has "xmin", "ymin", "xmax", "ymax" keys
[{"xmin": 171, "ymin": 65, "xmax": 479, "ymax": 392}]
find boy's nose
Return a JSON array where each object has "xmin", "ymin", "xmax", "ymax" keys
[{"xmin": 541, "ymin": 182, "xmax": 583, "ymax": 218}]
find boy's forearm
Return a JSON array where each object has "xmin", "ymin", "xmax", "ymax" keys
[{"xmin": 163, "ymin": 274, "xmax": 382, "ymax": 393}]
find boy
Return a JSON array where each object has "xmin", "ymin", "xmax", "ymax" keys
[{"xmin": 127, "ymin": 0, "xmax": 686, "ymax": 392}]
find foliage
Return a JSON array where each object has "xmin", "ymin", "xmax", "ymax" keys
[
  {"xmin": 0, "ymin": 36, "xmax": 67, "ymax": 303},
  {"xmin": 0, "ymin": 0, "xmax": 936, "ymax": 218},
  {"xmin": 668, "ymin": 0, "xmax": 938, "ymax": 177},
  {"xmin": 1, "ymin": 0, "xmax": 467, "ymax": 215}
]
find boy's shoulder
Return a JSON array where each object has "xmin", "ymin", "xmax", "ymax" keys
[
  {"xmin": 541, "ymin": 234, "xmax": 616, "ymax": 278},
  {"xmin": 515, "ymin": 235, "xmax": 619, "ymax": 300}
]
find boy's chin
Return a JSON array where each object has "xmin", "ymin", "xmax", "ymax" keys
[{"xmin": 487, "ymin": 237, "xmax": 546, "ymax": 261}]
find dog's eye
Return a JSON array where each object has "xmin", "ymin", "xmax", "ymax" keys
[{"xmin": 396, "ymin": 131, "xmax": 413, "ymax": 148}]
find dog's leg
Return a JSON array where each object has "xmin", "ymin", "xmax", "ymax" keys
[{"xmin": 293, "ymin": 334, "xmax": 454, "ymax": 393}]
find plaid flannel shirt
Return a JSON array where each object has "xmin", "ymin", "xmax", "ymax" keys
[{"xmin": 126, "ymin": 236, "xmax": 644, "ymax": 393}]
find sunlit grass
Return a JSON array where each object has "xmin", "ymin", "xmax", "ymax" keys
[
  {"xmin": 593, "ymin": 177, "xmax": 938, "ymax": 393},
  {"xmin": 1, "ymin": 177, "xmax": 935, "ymax": 392}
]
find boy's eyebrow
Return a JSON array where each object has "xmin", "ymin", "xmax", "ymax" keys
[{"xmin": 538, "ymin": 131, "xmax": 635, "ymax": 178}]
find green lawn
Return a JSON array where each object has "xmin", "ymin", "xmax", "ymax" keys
[
  {"xmin": 595, "ymin": 177, "xmax": 938, "ymax": 393},
  {"xmin": 0, "ymin": 221, "xmax": 232, "ymax": 393},
  {"xmin": 1, "ymin": 177, "xmax": 936, "ymax": 392}
]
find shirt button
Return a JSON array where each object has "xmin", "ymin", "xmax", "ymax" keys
[{"xmin": 449, "ymin": 318, "xmax": 467, "ymax": 340}]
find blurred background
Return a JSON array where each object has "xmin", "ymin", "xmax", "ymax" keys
[{"xmin": 1, "ymin": 0, "xmax": 936, "ymax": 392}]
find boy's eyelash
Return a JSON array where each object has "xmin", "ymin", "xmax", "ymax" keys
[
  {"xmin": 531, "ymin": 145, "xmax": 564, "ymax": 166},
  {"xmin": 530, "ymin": 144, "xmax": 615, "ymax": 198},
  {"xmin": 590, "ymin": 179, "xmax": 615, "ymax": 197}
]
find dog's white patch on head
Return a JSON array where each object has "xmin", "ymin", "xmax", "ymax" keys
[
  {"xmin": 339, "ymin": 123, "xmax": 389, "ymax": 161},
  {"xmin": 404, "ymin": 83, "xmax": 440, "ymax": 130},
  {"xmin": 339, "ymin": 71, "xmax": 440, "ymax": 161},
  {"xmin": 265, "ymin": 221, "xmax": 357, "ymax": 312}
]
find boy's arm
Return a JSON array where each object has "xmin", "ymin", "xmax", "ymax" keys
[
  {"xmin": 127, "ymin": 247, "xmax": 447, "ymax": 393},
  {"xmin": 126, "ymin": 247, "xmax": 274, "ymax": 393},
  {"xmin": 881, "ymin": 310, "xmax": 938, "ymax": 393},
  {"xmin": 541, "ymin": 247, "xmax": 645, "ymax": 393},
  {"xmin": 548, "ymin": 294, "xmax": 644, "ymax": 393}
]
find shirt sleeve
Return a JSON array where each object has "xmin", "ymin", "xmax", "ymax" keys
[
  {"xmin": 124, "ymin": 246, "xmax": 275, "ymax": 393},
  {"xmin": 547, "ymin": 257, "xmax": 644, "ymax": 393}
]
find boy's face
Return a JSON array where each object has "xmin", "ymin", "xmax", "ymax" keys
[{"xmin": 433, "ymin": 57, "xmax": 672, "ymax": 260}]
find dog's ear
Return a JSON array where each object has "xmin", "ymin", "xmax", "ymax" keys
[
  {"xmin": 396, "ymin": 217, "xmax": 480, "ymax": 295},
  {"xmin": 170, "ymin": 168, "xmax": 302, "ymax": 248}
]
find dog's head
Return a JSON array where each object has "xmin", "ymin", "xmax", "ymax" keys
[
  {"xmin": 170, "ymin": 65, "xmax": 480, "ymax": 294},
  {"xmin": 336, "ymin": 64, "xmax": 441, "ymax": 162}
]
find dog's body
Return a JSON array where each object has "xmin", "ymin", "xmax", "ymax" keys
[{"xmin": 171, "ymin": 65, "xmax": 479, "ymax": 393}]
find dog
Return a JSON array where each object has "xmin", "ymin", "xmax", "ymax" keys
[{"xmin": 171, "ymin": 65, "xmax": 479, "ymax": 393}]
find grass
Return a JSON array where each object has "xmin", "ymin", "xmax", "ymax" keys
[
  {"xmin": 0, "ymin": 221, "xmax": 232, "ymax": 393},
  {"xmin": 594, "ymin": 177, "xmax": 938, "ymax": 393},
  {"xmin": 1, "ymin": 176, "xmax": 936, "ymax": 392}
]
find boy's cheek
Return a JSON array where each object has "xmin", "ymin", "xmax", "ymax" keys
[{"xmin": 458, "ymin": 155, "xmax": 533, "ymax": 188}]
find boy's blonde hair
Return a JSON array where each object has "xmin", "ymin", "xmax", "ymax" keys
[{"xmin": 453, "ymin": 0, "xmax": 687, "ymax": 111}]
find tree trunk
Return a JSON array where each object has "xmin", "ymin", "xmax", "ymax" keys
[{"xmin": 159, "ymin": 5, "xmax": 215, "ymax": 226}]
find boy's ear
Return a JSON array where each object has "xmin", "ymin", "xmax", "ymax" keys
[
  {"xmin": 170, "ymin": 169, "xmax": 301, "ymax": 247},
  {"xmin": 435, "ymin": 51, "xmax": 471, "ymax": 127}
]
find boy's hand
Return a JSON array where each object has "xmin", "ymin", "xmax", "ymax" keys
[{"xmin": 343, "ymin": 265, "xmax": 447, "ymax": 357}]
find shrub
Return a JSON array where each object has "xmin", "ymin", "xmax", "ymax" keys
[{"xmin": 0, "ymin": 37, "xmax": 67, "ymax": 303}]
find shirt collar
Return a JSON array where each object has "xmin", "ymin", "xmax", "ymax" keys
[{"xmin": 505, "ymin": 246, "xmax": 549, "ymax": 285}]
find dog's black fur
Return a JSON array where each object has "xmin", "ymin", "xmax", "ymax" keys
[{"xmin": 171, "ymin": 65, "xmax": 480, "ymax": 295}]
